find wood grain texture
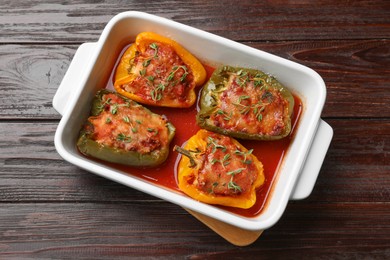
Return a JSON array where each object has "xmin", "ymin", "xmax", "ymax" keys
[
  {"xmin": 0, "ymin": 203, "xmax": 388, "ymax": 258},
  {"xmin": 1, "ymin": 0, "xmax": 389, "ymax": 257},
  {"xmin": 0, "ymin": 45, "xmax": 75, "ymax": 119},
  {"xmin": 0, "ymin": 40, "xmax": 389, "ymax": 119},
  {"xmin": 250, "ymin": 40, "xmax": 390, "ymax": 118},
  {"xmin": 1, "ymin": 119, "xmax": 388, "ymax": 203},
  {"xmin": 0, "ymin": 0, "xmax": 389, "ymax": 43}
]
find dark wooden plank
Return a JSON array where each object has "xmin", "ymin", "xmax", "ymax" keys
[
  {"xmin": 1, "ymin": 119, "xmax": 389, "ymax": 203},
  {"xmin": 0, "ymin": 202, "xmax": 388, "ymax": 258},
  {"xmin": 0, "ymin": 40, "xmax": 389, "ymax": 119},
  {"xmin": 0, "ymin": 0, "xmax": 389, "ymax": 43},
  {"xmin": 1, "ymin": 0, "xmax": 388, "ymax": 257},
  {"xmin": 0, "ymin": 122, "xmax": 149, "ymax": 202},
  {"xmin": 308, "ymin": 119, "xmax": 390, "ymax": 203},
  {"xmin": 250, "ymin": 40, "xmax": 390, "ymax": 118},
  {"xmin": 0, "ymin": 45, "xmax": 75, "ymax": 119}
]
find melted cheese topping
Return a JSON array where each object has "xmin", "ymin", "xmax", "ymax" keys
[
  {"xmin": 122, "ymin": 43, "xmax": 195, "ymax": 105},
  {"xmin": 88, "ymin": 93, "xmax": 170, "ymax": 154},
  {"xmin": 208, "ymin": 73, "xmax": 289, "ymax": 136},
  {"xmin": 195, "ymin": 133, "xmax": 258, "ymax": 196}
]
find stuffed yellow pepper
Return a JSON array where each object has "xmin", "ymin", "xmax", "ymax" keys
[
  {"xmin": 174, "ymin": 129, "xmax": 264, "ymax": 209},
  {"xmin": 114, "ymin": 32, "xmax": 206, "ymax": 108}
]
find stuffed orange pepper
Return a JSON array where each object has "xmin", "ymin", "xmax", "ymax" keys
[
  {"xmin": 114, "ymin": 32, "xmax": 206, "ymax": 108},
  {"xmin": 174, "ymin": 129, "xmax": 265, "ymax": 209}
]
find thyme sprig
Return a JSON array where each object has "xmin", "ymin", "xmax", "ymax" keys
[
  {"xmin": 228, "ymin": 180, "xmax": 242, "ymax": 192},
  {"xmin": 149, "ymin": 43, "xmax": 159, "ymax": 58},
  {"xmin": 233, "ymin": 97, "xmax": 268, "ymax": 121},
  {"xmin": 226, "ymin": 167, "xmax": 245, "ymax": 193},
  {"xmin": 167, "ymin": 65, "xmax": 188, "ymax": 82},
  {"xmin": 123, "ymin": 115, "xmax": 130, "ymax": 123},
  {"xmin": 109, "ymin": 102, "xmax": 130, "ymax": 115},
  {"xmin": 211, "ymin": 153, "xmax": 231, "ymax": 167},
  {"xmin": 147, "ymin": 127, "xmax": 159, "ymax": 136},
  {"xmin": 235, "ymin": 74, "xmax": 250, "ymax": 87},
  {"xmin": 139, "ymin": 68, "xmax": 146, "ymax": 76},
  {"xmin": 235, "ymin": 149, "xmax": 254, "ymax": 164},
  {"xmin": 150, "ymin": 83, "xmax": 166, "ymax": 101},
  {"xmin": 215, "ymin": 109, "xmax": 232, "ymax": 120},
  {"xmin": 207, "ymin": 137, "xmax": 227, "ymax": 153},
  {"xmin": 117, "ymin": 133, "xmax": 132, "ymax": 143},
  {"xmin": 97, "ymin": 98, "xmax": 112, "ymax": 110},
  {"xmin": 143, "ymin": 58, "xmax": 151, "ymax": 67},
  {"xmin": 227, "ymin": 168, "xmax": 245, "ymax": 176}
]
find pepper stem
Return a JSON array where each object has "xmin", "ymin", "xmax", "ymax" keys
[{"xmin": 173, "ymin": 145, "xmax": 197, "ymax": 167}]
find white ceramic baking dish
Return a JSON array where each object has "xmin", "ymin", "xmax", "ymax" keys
[{"xmin": 53, "ymin": 11, "xmax": 333, "ymax": 231}]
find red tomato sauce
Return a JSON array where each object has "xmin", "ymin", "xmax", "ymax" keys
[{"xmin": 96, "ymin": 48, "xmax": 303, "ymax": 218}]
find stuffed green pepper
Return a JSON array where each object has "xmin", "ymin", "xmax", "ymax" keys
[
  {"xmin": 77, "ymin": 90, "xmax": 175, "ymax": 167},
  {"xmin": 197, "ymin": 66, "xmax": 294, "ymax": 140}
]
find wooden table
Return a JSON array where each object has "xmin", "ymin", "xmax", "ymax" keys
[{"xmin": 1, "ymin": 1, "xmax": 389, "ymax": 258}]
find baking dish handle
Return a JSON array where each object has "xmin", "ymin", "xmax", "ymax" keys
[
  {"xmin": 290, "ymin": 119, "xmax": 333, "ymax": 200},
  {"xmin": 53, "ymin": 42, "xmax": 97, "ymax": 116}
]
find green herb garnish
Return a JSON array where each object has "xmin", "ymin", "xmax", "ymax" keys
[
  {"xmin": 207, "ymin": 137, "xmax": 227, "ymax": 153},
  {"xmin": 228, "ymin": 180, "xmax": 242, "ymax": 192},
  {"xmin": 143, "ymin": 58, "xmax": 151, "ymax": 67},
  {"xmin": 123, "ymin": 115, "xmax": 130, "ymax": 123},
  {"xmin": 227, "ymin": 168, "xmax": 245, "ymax": 176},
  {"xmin": 151, "ymin": 83, "xmax": 166, "ymax": 101},
  {"xmin": 150, "ymin": 43, "xmax": 159, "ymax": 58},
  {"xmin": 117, "ymin": 133, "xmax": 131, "ymax": 142}
]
